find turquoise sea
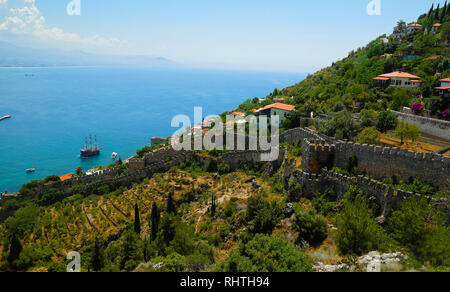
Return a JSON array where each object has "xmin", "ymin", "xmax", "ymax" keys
[{"xmin": 0, "ymin": 67, "xmax": 305, "ymax": 192}]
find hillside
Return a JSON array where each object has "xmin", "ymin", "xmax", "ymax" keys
[
  {"xmin": 0, "ymin": 6, "xmax": 449, "ymax": 273},
  {"xmin": 235, "ymin": 4, "xmax": 450, "ymax": 122}
]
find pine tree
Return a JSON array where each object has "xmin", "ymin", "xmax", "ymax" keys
[
  {"xmin": 91, "ymin": 237, "xmax": 105, "ymax": 271},
  {"xmin": 166, "ymin": 192, "xmax": 176, "ymax": 214},
  {"xmin": 7, "ymin": 233, "xmax": 22, "ymax": 267},
  {"xmin": 150, "ymin": 202, "xmax": 160, "ymax": 241},
  {"xmin": 134, "ymin": 203, "xmax": 141, "ymax": 234}
]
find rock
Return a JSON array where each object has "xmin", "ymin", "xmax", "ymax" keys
[
  {"xmin": 245, "ymin": 177, "xmax": 256, "ymax": 184},
  {"xmin": 153, "ymin": 262, "xmax": 164, "ymax": 269},
  {"xmin": 283, "ymin": 203, "xmax": 295, "ymax": 217},
  {"xmin": 375, "ymin": 215, "xmax": 387, "ymax": 226},
  {"xmin": 252, "ymin": 181, "xmax": 261, "ymax": 189}
]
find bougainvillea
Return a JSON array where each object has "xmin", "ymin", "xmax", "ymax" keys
[
  {"xmin": 411, "ymin": 102, "xmax": 425, "ymax": 115},
  {"xmin": 440, "ymin": 109, "xmax": 450, "ymax": 120}
]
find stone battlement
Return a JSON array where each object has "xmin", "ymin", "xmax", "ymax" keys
[{"xmin": 302, "ymin": 138, "xmax": 450, "ymax": 191}]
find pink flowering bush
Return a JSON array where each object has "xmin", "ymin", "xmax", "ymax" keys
[
  {"xmin": 440, "ymin": 109, "xmax": 450, "ymax": 120},
  {"xmin": 411, "ymin": 102, "xmax": 425, "ymax": 115}
]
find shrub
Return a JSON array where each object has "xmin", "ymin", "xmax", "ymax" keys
[
  {"xmin": 376, "ymin": 111, "xmax": 398, "ymax": 132},
  {"xmin": 359, "ymin": 109, "xmax": 379, "ymax": 128},
  {"xmin": 293, "ymin": 208, "xmax": 328, "ymax": 247},
  {"xmin": 411, "ymin": 102, "xmax": 425, "ymax": 115},
  {"xmin": 357, "ymin": 126, "xmax": 381, "ymax": 145},
  {"xmin": 394, "ymin": 122, "xmax": 419, "ymax": 144},
  {"xmin": 389, "ymin": 196, "xmax": 450, "ymax": 266},
  {"xmin": 218, "ymin": 163, "xmax": 231, "ymax": 174},
  {"xmin": 245, "ymin": 195, "xmax": 283, "ymax": 234},
  {"xmin": 335, "ymin": 190, "xmax": 391, "ymax": 255},
  {"xmin": 216, "ymin": 234, "xmax": 313, "ymax": 272}
]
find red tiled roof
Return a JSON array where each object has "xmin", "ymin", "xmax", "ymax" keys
[
  {"xmin": 440, "ymin": 78, "xmax": 450, "ymax": 82},
  {"xmin": 59, "ymin": 174, "xmax": 73, "ymax": 181},
  {"xmin": 426, "ymin": 55, "xmax": 442, "ymax": 61},
  {"xmin": 408, "ymin": 23, "xmax": 422, "ymax": 27},
  {"xmin": 256, "ymin": 103, "xmax": 295, "ymax": 113},
  {"xmin": 435, "ymin": 86, "xmax": 450, "ymax": 90},
  {"xmin": 378, "ymin": 71, "xmax": 420, "ymax": 79},
  {"xmin": 433, "ymin": 23, "xmax": 442, "ymax": 27},
  {"xmin": 373, "ymin": 77, "xmax": 390, "ymax": 81},
  {"xmin": 231, "ymin": 112, "xmax": 245, "ymax": 116}
]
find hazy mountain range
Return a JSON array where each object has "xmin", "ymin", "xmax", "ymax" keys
[{"xmin": 0, "ymin": 41, "xmax": 175, "ymax": 67}]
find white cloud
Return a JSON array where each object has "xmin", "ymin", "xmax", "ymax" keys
[{"xmin": 0, "ymin": 0, "xmax": 128, "ymax": 49}]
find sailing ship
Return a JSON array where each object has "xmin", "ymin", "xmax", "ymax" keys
[{"xmin": 80, "ymin": 135, "xmax": 104, "ymax": 158}]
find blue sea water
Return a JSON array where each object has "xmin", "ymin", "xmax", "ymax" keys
[{"xmin": 0, "ymin": 67, "xmax": 305, "ymax": 192}]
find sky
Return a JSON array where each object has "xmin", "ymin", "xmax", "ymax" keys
[{"xmin": 0, "ymin": 0, "xmax": 447, "ymax": 72}]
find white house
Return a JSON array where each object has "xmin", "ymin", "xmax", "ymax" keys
[
  {"xmin": 255, "ymin": 103, "xmax": 295, "ymax": 124},
  {"xmin": 373, "ymin": 71, "xmax": 421, "ymax": 88}
]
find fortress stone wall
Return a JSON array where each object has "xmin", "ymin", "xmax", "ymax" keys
[
  {"xmin": 302, "ymin": 139, "xmax": 450, "ymax": 191},
  {"xmin": 290, "ymin": 168, "xmax": 449, "ymax": 221},
  {"xmin": 391, "ymin": 110, "xmax": 450, "ymax": 141}
]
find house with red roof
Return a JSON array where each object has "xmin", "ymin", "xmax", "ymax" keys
[
  {"xmin": 255, "ymin": 103, "xmax": 295, "ymax": 124},
  {"xmin": 431, "ymin": 23, "xmax": 441, "ymax": 34},
  {"xmin": 435, "ymin": 78, "xmax": 450, "ymax": 99},
  {"xmin": 373, "ymin": 71, "xmax": 421, "ymax": 88},
  {"xmin": 407, "ymin": 23, "xmax": 423, "ymax": 34}
]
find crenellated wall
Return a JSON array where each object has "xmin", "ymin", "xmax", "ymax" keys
[
  {"xmin": 302, "ymin": 139, "xmax": 450, "ymax": 191},
  {"xmin": 292, "ymin": 168, "xmax": 449, "ymax": 220}
]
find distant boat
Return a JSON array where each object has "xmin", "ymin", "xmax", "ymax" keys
[
  {"xmin": 0, "ymin": 115, "xmax": 11, "ymax": 121},
  {"xmin": 111, "ymin": 152, "xmax": 118, "ymax": 159},
  {"xmin": 26, "ymin": 168, "xmax": 35, "ymax": 173},
  {"xmin": 80, "ymin": 135, "xmax": 104, "ymax": 158}
]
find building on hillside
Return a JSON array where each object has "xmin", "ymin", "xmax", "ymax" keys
[
  {"xmin": 380, "ymin": 53, "xmax": 393, "ymax": 58},
  {"xmin": 435, "ymin": 78, "xmax": 450, "ymax": 99},
  {"xmin": 393, "ymin": 25, "xmax": 407, "ymax": 40},
  {"xmin": 407, "ymin": 23, "xmax": 423, "ymax": 34},
  {"xmin": 431, "ymin": 23, "xmax": 441, "ymax": 33},
  {"xmin": 255, "ymin": 103, "xmax": 295, "ymax": 125},
  {"xmin": 372, "ymin": 71, "xmax": 421, "ymax": 89}
]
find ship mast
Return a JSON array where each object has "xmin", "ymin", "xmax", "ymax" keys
[
  {"xmin": 95, "ymin": 135, "xmax": 98, "ymax": 150},
  {"xmin": 85, "ymin": 137, "xmax": 88, "ymax": 150},
  {"xmin": 89, "ymin": 134, "xmax": 93, "ymax": 150}
]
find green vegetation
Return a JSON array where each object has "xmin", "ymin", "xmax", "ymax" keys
[
  {"xmin": 394, "ymin": 122, "xmax": 420, "ymax": 144},
  {"xmin": 357, "ymin": 126, "xmax": 381, "ymax": 145},
  {"xmin": 216, "ymin": 234, "xmax": 313, "ymax": 272}
]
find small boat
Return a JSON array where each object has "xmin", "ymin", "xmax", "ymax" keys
[
  {"xmin": 111, "ymin": 152, "xmax": 118, "ymax": 159},
  {"xmin": 26, "ymin": 168, "xmax": 35, "ymax": 173},
  {"xmin": 0, "ymin": 115, "xmax": 11, "ymax": 121}
]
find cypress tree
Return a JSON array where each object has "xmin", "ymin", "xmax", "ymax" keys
[
  {"xmin": 7, "ymin": 233, "xmax": 22, "ymax": 267},
  {"xmin": 91, "ymin": 237, "xmax": 105, "ymax": 271},
  {"xmin": 435, "ymin": 4, "xmax": 441, "ymax": 20},
  {"xmin": 442, "ymin": 1, "xmax": 448, "ymax": 22},
  {"xmin": 166, "ymin": 192, "xmax": 176, "ymax": 214},
  {"xmin": 211, "ymin": 193, "xmax": 216, "ymax": 217},
  {"xmin": 150, "ymin": 202, "xmax": 160, "ymax": 241},
  {"xmin": 134, "ymin": 203, "xmax": 141, "ymax": 234},
  {"xmin": 428, "ymin": 4, "xmax": 435, "ymax": 18}
]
